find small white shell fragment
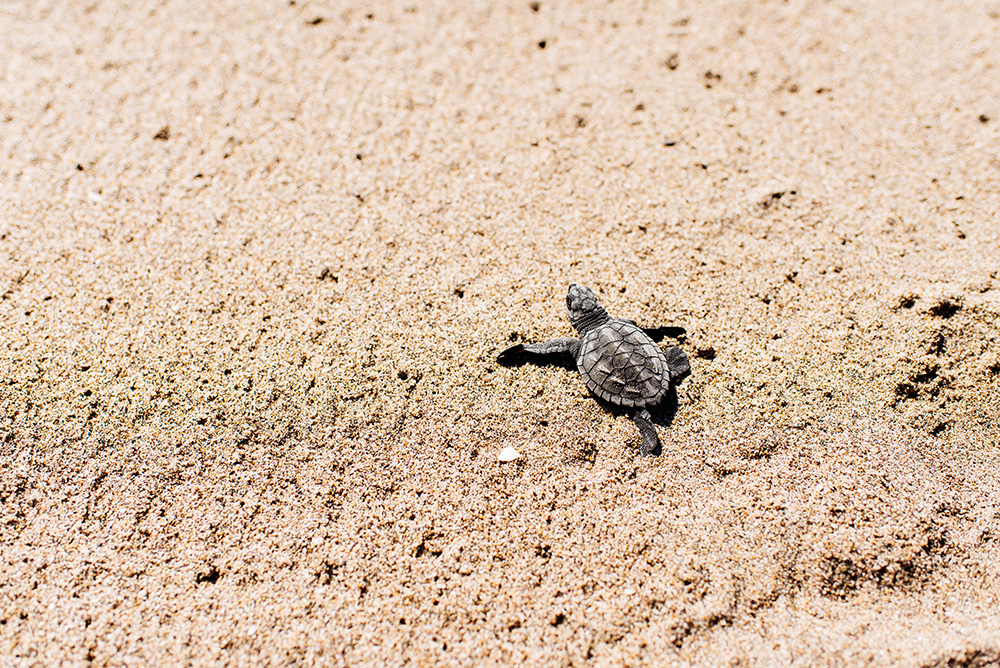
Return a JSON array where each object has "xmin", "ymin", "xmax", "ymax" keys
[
  {"xmin": 498, "ymin": 446, "xmax": 520, "ymax": 462},
  {"xmin": 87, "ymin": 191, "xmax": 104, "ymax": 203}
]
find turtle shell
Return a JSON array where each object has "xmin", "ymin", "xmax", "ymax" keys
[{"xmin": 577, "ymin": 319, "xmax": 670, "ymax": 407}]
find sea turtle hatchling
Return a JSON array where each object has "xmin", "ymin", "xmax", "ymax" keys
[{"xmin": 497, "ymin": 284, "xmax": 690, "ymax": 456}]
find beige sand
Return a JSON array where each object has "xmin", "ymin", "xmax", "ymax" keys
[{"xmin": 2, "ymin": 0, "xmax": 999, "ymax": 665}]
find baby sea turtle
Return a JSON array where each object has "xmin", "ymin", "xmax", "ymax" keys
[{"xmin": 497, "ymin": 284, "xmax": 690, "ymax": 456}]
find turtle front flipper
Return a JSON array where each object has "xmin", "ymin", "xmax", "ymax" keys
[
  {"xmin": 523, "ymin": 337, "xmax": 580, "ymax": 357},
  {"xmin": 497, "ymin": 337, "xmax": 580, "ymax": 367},
  {"xmin": 632, "ymin": 409, "xmax": 661, "ymax": 456}
]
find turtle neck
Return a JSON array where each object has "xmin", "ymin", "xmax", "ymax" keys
[{"xmin": 572, "ymin": 307, "xmax": 611, "ymax": 337}]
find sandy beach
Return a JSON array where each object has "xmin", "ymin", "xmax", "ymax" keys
[{"xmin": 2, "ymin": 0, "xmax": 999, "ymax": 665}]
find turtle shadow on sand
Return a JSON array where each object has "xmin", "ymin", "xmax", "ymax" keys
[{"xmin": 497, "ymin": 285, "xmax": 690, "ymax": 457}]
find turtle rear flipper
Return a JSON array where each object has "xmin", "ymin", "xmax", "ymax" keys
[
  {"xmin": 632, "ymin": 409, "xmax": 661, "ymax": 456},
  {"xmin": 664, "ymin": 346, "xmax": 690, "ymax": 383}
]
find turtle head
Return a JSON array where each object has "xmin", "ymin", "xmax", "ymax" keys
[{"xmin": 567, "ymin": 284, "xmax": 610, "ymax": 334}]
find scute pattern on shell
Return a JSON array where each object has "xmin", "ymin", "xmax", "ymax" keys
[{"xmin": 577, "ymin": 319, "xmax": 669, "ymax": 407}]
